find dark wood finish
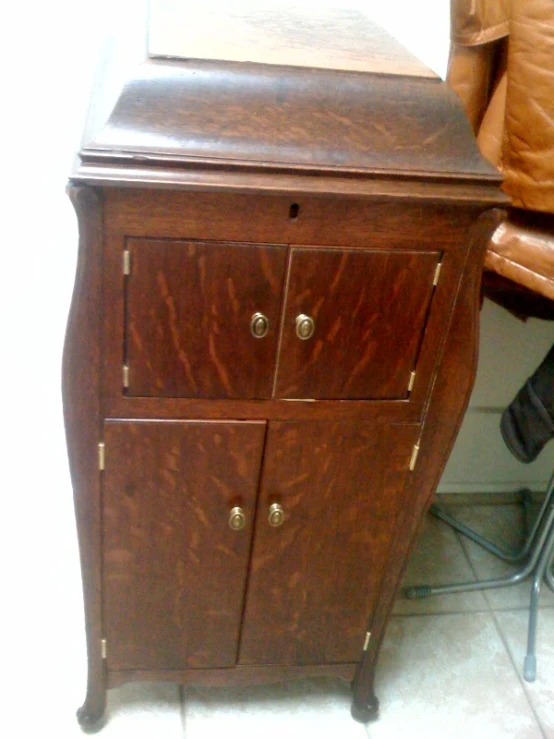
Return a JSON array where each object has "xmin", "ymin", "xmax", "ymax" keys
[
  {"xmin": 238, "ymin": 421, "xmax": 419, "ymax": 665},
  {"xmin": 108, "ymin": 662, "xmax": 357, "ymax": 689},
  {"xmin": 275, "ymin": 249, "xmax": 439, "ymax": 399},
  {"xmin": 125, "ymin": 239, "xmax": 286, "ymax": 398},
  {"xmin": 62, "ymin": 186, "xmax": 107, "ymax": 730},
  {"xmin": 350, "ymin": 209, "xmax": 505, "ymax": 719},
  {"xmin": 105, "ymin": 189, "xmax": 485, "ymax": 249},
  {"xmin": 148, "ymin": 4, "xmax": 435, "ymax": 78},
  {"xmin": 84, "ymin": 60, "xmax": 496, "ymax": 184},
  {"xmin": 103, "ymin": 420, "xmax": 266, "ymax": 670},
  {"xmin": 76, "ymin": 163, "xmax": 509, "ymax": 204},
  {"xmin": 65, "ymin": 8, "xmax": 506, "ymax": 728},
  {"xmin": 103, "ymin": 398, "xmax": 423, "ymax": 423}
]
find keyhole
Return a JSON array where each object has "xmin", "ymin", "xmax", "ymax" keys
[{"xmin": 289, "ymin": 203, "xmax": 300, "ymax": 219}]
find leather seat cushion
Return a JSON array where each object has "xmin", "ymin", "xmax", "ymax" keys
[{"xmin": 485, "ymin": 211, "xmax": 554, "ymax": 301}]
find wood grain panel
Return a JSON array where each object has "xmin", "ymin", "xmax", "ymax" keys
[
  {"xmin": 105, "ymin": 189, "xmax": 484, "ymax": 247},
  {"xmin": 238, "ymin": 421, "xmax": 419, "ymax": 666},
  {"xmin": 275, "ymin": 249, "xmax": 439, "ymax": 399},
  {"xmin": 351, "ymin": 209, "xmax": 505, "ymax": 717},
  {"xmin": 84, "ymin": 60, "xmax": 496, "ymax": 182},
  {"xmin": 125, "ymin": 239, "xmax": 286, "ymax": 398},
  {"xmin": 103, "ymin": 420, "xmax": 266, "ymax": 670},
  {"xmin": 62, "ymin": 185, "xmax": 107, "ymax": 728},
  {"xmin": 108, "ymin": 662, "xmax": 357, "ymax": 689},
  {"xmin": 149, "ymin": 4, "xmax": 435, "ymax": 78}
]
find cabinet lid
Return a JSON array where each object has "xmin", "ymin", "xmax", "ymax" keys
[
  {"xmin": 75, "ymin": 2, "xmax": 504, "ymax": 200},
  {"xmin": 148, "ymin": 2, "xmax": 437, "ymax": 79}
]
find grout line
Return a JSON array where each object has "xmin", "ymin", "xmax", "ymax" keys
[
  {"xmin": 179, "ymin": 684, "xmax": 187, "ymax": 735},
  {"xmin": 489, "ymin": 610, "xmax": 549, "ymax": 739},
  {"xmin": 392, "ymin": 607, "xmax": 493, "ymax": 619}
]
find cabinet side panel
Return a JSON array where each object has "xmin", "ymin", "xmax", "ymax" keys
[
  {"xmin": 103, "ymin": 419, "xmax": 266, "ymax": 670},
  {"xmin": 62, "ymin": 185, "xmax": 106, "ymax": 724},
  {"xmin": 238, "ymin": 420, "xmax": 419, "ymax": 666},
  {"xmin": 352, "ymin": 208, "xmax": 505, "ymax": 707}
]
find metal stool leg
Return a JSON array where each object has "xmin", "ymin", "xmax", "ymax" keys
[
  {"xmin": 406, "ymin": 496, "xmax": 554, "ymax": 598},
  {"xmin": 524, "ymin": 527, "xmax": 554, "ymax": 682},
  {"xmin": 429, "ymin": 484, "xmax": 552, "ymax": 564},
  {"xmin": 545, "ymin": 548, "xmax": 554, "ymax": 592}
]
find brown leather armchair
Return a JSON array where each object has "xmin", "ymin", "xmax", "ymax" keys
[
  {"xmin": 448, "ymin": 0, "xmax": 554, "ymax": 318},
  {"xmin": 407, "ymin": 0, "xmax": 554, "ymax": 683}
]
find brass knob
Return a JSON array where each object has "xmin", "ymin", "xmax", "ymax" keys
[
  {"xmin": 295, "ymin": 314, "xmax": 315, "ymax": 340},
  {"xmin": 229, "ymin": 506, "xmax": 246, "ymax": 531},
  {"xmin": 268, "ymin": 502, "xmax": 285, "ymax": 528},
  {"xmin": 251, "ymin": 312, "xmax": 269, "ymax": 338}
]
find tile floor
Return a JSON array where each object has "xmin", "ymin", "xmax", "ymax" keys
[{"xmin": 61, "ymin": 497, "xmax": 554, "ymax": 739}]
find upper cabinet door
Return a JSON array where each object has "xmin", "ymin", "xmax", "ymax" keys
[
  {"xmin": 125, "ymin": 239, "xmax": 286, "ymax": 398},
  {"xmin": 274, "ymin": 248, "xmax": 440, "ymax": 399}
]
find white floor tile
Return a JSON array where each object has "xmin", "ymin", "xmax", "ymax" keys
[
  {"xmin": 496, "ymin": 609, "xmax": 554, "ymax": 738},
  {"xmin": 85, "ymin": 682, "xmax": 182, "ymax": 738},
  {"xmin": 182, "ymin": 678, "xmax": 367, "ymax": 739},
  {"xmin": 367, "ymin": 613, "xmax": 543, "ymax": 739},
  {"xmin": 446, "ymin": 504, "xmax": 554, "ymax": 610},
  {"xmin": 394, "ymin": 513, "xmax": 488, "ymax": 615}
]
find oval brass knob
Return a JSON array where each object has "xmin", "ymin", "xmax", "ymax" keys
[
  {"xmin": 251, "ymin": 312, "xmax": 269, "ymax": 338},
  {"xmin": 295, "ymin": 314, "xmax": 315, "ymax": 340},
  {"xmin": 229, "ymin": 506, "xmax": 246, "ymax": 531},
  {"xmin": 268, "ymin": 502, "xmax": 285, "ymax": 528}
]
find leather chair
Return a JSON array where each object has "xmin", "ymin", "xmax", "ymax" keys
[{"xmin": 406, "ymin": 0, "xmax": 554, "ymax": 682}]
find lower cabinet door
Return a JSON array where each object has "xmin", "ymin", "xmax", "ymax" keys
[
  {"xmin": 238, "ymin": 421, "xmax": 420, "ymax": 665},
  {"xmin": 102, "ymin": 419, "xmax": 266, "ymax": 670}
]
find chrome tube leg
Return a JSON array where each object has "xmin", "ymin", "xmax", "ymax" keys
[
  {"xmin": 524, "ymin": 526, "xmax": 554, "ymax": 682},
  {"xmin": 406, "ymin": 500, "xmax": 554, "ymax": 599}
]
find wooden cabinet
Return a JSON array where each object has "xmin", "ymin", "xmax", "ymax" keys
[{"xmin": 63, "ymin": 3, "xmax": 507, "ymax": 731}]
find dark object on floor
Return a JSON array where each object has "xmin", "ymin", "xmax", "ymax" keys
[{"xmin": 501, "ymin": 343, "xmax": 554, "ymax": 463}]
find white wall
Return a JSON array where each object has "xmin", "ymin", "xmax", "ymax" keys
[{"xmin": 439, "ymin": 302, "xmax": 554, "ymax": 494}]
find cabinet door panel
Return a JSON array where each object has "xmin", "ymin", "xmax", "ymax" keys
[
  {"xmin": 103, "ymin": 419, "xmax": 266, "ymax": 670},
  {"xmin": 238, "ymin": 421, "xmax": 419, "ymax": 666},
  {"xmin": 125, "ymin": 239, "xmax": 286, "ymax": 398},
  {"xmin": 274, "ymin": 248, "xmax": 439, "ymax": 399}
]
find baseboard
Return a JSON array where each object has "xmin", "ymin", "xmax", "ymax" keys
[{"xmin": 438, "ymin": 481, "xmax": 548, "ymax": 495}]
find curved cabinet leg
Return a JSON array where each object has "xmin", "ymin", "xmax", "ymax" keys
[
  {"xmin": 77, "ymin": 682, "xmax": 107, "ymax": 732},
  {"xmin": 351, "ymin": 681, "xmax": 379, "ymax": 723},
  {"xmin": 63, "ymin": 184, "xmax": 107, "ymax": 729}
]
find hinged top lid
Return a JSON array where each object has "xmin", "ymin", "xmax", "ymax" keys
[
  {"xmin": 148, "ymin": 2, "xmax": 437, "ymax": 79},
  {"xmin": 75, "ymin": 1, "xmax": 505, "ymax": 201}
]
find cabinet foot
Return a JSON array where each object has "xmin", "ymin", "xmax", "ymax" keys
[
  {"xmin": 77, "ymin": 694, "xmax": 107, "ymax": 733},
  {"xmin": 351, "ymin": 693, "xmax": 380, "ymax": 724}
]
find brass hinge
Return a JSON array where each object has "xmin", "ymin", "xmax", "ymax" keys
[
  {"xmin": 408, "ymin": 371, "xmax": 416, "ymax": 393},
  {"xmin": 363, "ymin": 632, "xmax": 371, "ymax": 651},
  {"xmin": 409, "ymin": 443, "xmax": 420, "ymax": 472},
  {"xmin": 123, "ymin": 250, "xmax": 131, "ymax": 275},
  {"xmin": 433, "ymin": 262, "xmax": 442, "ymax": 287},
  {"xmin": 101, "ymin": 638, "xmax": 107, "ymax": 659},
  {"xmin": 123, "ymin": 364, "xmax": 130, "ymax": 389},
  {"xmin": 98, "ymin": 442, "xmax": 105, "ymax": 471}
]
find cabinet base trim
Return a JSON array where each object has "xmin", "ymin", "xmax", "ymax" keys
[{"xmin": 108, "ymin": 663, "xmax": 357, "ymax": 689}]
